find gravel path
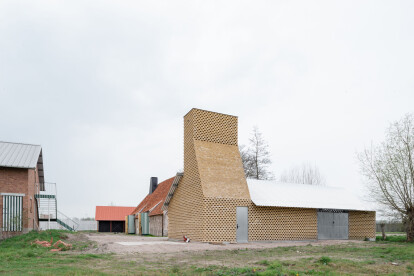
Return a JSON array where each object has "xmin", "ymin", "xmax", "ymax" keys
[{"xmin": 85, "ymin": 233, "xmax": 365, "ymax": 254}]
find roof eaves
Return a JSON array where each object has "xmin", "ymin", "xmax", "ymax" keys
[
  {"xmin": 0, "ymin": 142, "xmax": 42, "ymax": 169},
  {"xmin": 161, "ymin": 172, "xmax": 183, "ymax": 211},
  {"xmin": 149, "ymin": 201, "xmax": 162, "ymax": 212}
]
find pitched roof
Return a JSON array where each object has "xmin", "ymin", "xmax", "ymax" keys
[
  {"xmin": 131, "ymin": 177, "xmax": 175, "ymax": 216},
  {"xmin": 247, "ymin": 179, "xmax": 373, "ymax": 211},
  {"xmin": 162, "ymin": 173, "xmax": 183, "ymax": 211},
  {"xmin": 0, "ymin": 141, "xmax": 42, "ymax": 169},
  {"xmin": 95, "ymin": 206, "xmax": 136, "ymax": 221}
]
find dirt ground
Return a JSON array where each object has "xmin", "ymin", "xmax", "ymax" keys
[{"xmin": 83, "ymin": 232, "xmax": 365, "ymax": 254}]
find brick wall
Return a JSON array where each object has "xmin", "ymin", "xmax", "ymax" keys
[
  {"xmin": 27, "ymin": 168, "xmax": 40, "ymax": 231},
  {"xmin": 168, "ymin": 108, "xmax": 376, "ymax": 243},
  {"xmin": 0, "ymin": 166, "xmax": 39, "ymax": 239},
  {"xmin": 169, "ymin": 109, "xmax": 250, "ymax": 242},
  {"xmin": 168, "ymin": 110, "xmax": 205, "ymax": 241},
  {"xmin": 202, "ymin": 198, "xmax": 250, "ymax": 242},
  {"xmin": 250, "ymin": 206, "xmax": 318, "ymax": 241},
  {"xmin": 349, "ymin": 211, "xmax": 376, "ymax": 239}
]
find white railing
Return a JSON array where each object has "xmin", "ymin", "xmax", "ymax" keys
[
  {"xmin": 36, "ymin": 182, "xmax": 57, "ymax": 198},
  {"xmin": 57, "ymin": 211, "xmax": 79, "ymax": 231},
  {"xmin": 35, "ymin": 182, "xmax": 58, "ymax": 226}
]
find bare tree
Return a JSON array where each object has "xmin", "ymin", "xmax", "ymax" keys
[
  {"xmin": 279, "ymin": 163, "xmax": 326, "ymax": 185},
  {"xmin": 240, "ymin": 127, "xmax": 273, "ymax": 180},
  {"xmin": 239, "ymin": 144, "xmax": 254, "ymax": 178},
  {"xmin": 358, "ymin": 113, "xmax": 414, "ymax": 242}
]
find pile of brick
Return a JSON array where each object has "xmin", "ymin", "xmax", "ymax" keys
[{"xmin": 32, "ymin": 237, "xmax": 72, "ymax": 251}]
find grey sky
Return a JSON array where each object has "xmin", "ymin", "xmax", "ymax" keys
[{"xmin": 1, "ymin": 1, "xmax": 413, "ymax": 218}]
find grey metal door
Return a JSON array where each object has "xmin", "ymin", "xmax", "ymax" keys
[
  {"xmin": 236, "ymin": 207, "xmax": 248, "ymax": 243},
  {"xmin": 317, "ymin": 211, "xmax": 348, "ymax": 240},
  {"xmin": 141, "ymin": 212, "xmax": 149, "ymax": 235},
  {"xmin": 317, "ymin": 211, "xmax": 332, "ymax": 239},
  {"xmin": 333, "ymin": 212, "xmax": 348, "ymax": 239},
  {"xmin": 128, "ymin": 215, "xmax": 135, "ymax": 234}
]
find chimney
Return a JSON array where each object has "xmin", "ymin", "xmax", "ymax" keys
[{"xmin": 149, "ymin": 177, "xmax": 158, "ymax": 194}]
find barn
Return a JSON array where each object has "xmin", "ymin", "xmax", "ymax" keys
[
  {"xmin": 95, "ymin": 206, "xmax": 135, "ymax": 233},
  {"xmin": 165, "ymin": 108, "xmax": 376, "ymax": 243},
  {"xmin": 131, "ymin": 176, "xmax": 179, "ymax": 236}
]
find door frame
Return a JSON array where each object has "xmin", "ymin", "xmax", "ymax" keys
[
  {"xmin": 317, "ymin": 209, "xmax": 349, "ymax": 240},
  {"xmin": 236, "ymin": 206, "xmax": 248, "ymax": 243}
]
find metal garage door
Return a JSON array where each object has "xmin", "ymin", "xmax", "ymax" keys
[{"xmin": 317, "ymin": 210, "xmax": 348, "ymax": 240}]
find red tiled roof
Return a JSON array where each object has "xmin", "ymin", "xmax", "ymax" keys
[
  {"xmin": 95, "ymin": 206, "xmax": 136, "ymax": 221},
  {"xmin": 131, "ymin": 177, "xmax": 174, "ymax": 216}
]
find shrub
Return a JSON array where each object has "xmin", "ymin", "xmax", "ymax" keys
[
  {"xmin": 171, "ymin": 265, "xmax": 180, "ymax": 273},
  {"xmin": 318, "ymin": 256, "xmax": 332, "ymax": 265}
]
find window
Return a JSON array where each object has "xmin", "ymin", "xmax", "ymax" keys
[{"xmin": 2, "ymin": 195, "xmax": 23, "ymax": 232}]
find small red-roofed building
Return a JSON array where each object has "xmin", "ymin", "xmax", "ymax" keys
[{"xmin": 95, "ymin": 206, "xmax": 135, "ymax": 233}]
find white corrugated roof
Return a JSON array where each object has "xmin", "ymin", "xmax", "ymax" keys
[
  {"xmin": 0, "ymin": 141, "xmax": 42, "ymax": 169},
  {"xmin": 247, "ymin": 179, "xmax": 373, "ymax": 211}
]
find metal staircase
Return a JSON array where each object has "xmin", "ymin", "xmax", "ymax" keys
[
  {"xmin": 35, "ymin": 183, "xmax": 77, "ymax": 231},
  {"xmin": 56, "ymin": 211, "xmax": 78, "ymax": 231}
]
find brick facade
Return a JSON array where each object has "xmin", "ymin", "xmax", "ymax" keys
[
  {"xmin": 349, "ymin": 211, "xmax": 376, "ymax": 239},
  {"xmin": 0, "ymin": 167, "xmax": 39, "ymax": 239},
  {"xmin": 168, "ymin": 108, "xmax": 376, "ymax": 243}
]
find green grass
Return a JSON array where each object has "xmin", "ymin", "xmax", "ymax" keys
[
  {"xmin": 318, "ymin": 256, "xmax": 332, "ymax": 265},
  {"xmin": 0, "ymin": 230, "xmax": 110, "ymax": 275},
  {"xmin": 376, "ymin": 235, "xmax": 408, "ymax": 242},
  {"xmin": 1, "ymin": 231, "xmax": 414, "ymax": 275}
]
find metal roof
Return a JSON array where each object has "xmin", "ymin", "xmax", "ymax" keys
[
  {"xmin": 0, "ymin": 141, "xmax": 42, "ymax": 169},
  {"xmin": 247, "ymin": 179, "xmax": 373, "ymax": 211}
]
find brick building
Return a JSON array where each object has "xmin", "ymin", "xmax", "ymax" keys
[
  {"xmin": 131, "ymin": 176, "xmax": 181, "ymax": 236},
  {"xmin": 0, "ymin": 142, "xmax": 44, "ymax": 239},
  {"xmin": 164, "ymin": 108, "xmax": 376, "ymax": 243}
]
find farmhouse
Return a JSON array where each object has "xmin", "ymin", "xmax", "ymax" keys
[
  {"xmin": 131, "ymin": 176, "xmax": 181, "ymax": 236},
  {"xmin": 0, "ymin": 142, "xmax": 44, "ymax": 239},
  {"xmin": 0, "ymin": 142, "xmax": 76, "ymax": 239},
  {"xmin": 164, "ymin": 108, "xmax": 376, "ymax": 243},
  {"xmin": 95, "ymin": 206, "xmax": 135, "ymax": 233}
]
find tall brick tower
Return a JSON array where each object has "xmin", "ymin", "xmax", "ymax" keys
[{"xmin": 168, "ymin": 108, "xmax": 250, "ymax": 242}]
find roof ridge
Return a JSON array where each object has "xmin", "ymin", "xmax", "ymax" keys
[
  {"xmin": 96, "ymin": 206, "xmax": 136, "ymax": 208},
  {"xmin": 247, "ymin": 179, "xmax": 341, "ymax": 190},
  {"xmin": 0, "ymin": 141, "xmax": 41, "ymax": 147}
]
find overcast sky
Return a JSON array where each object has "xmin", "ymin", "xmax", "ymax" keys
[{"xmin": 1, "ymin": 1, "xmax": 413, "ymax": 218}]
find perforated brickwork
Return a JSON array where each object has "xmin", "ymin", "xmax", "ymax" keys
[
  {"xmin": 191, "ymin": 109, "xmax": 238, "ymax": 145},
  {"xmin": 168, "ymin": 108, "xmax": 375, "ymax": 243},
  {"xmin": 250, "ymin": 206, "xmax": 317, "ymax": 241},
  {"xmin": 201, "ymin": 200, "xmax": 318, "ymax": 242},
  {"xmin": 349, "ymin": 211, "xmax": 376, "ymax": 239},
  {"xmin": 202, "ymin": 198, "xmax": 250, "ymax": 242},
  {"xmin": 168, "ymin": 111, "xmax": 205, "ymax": 241}
]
